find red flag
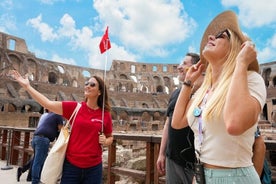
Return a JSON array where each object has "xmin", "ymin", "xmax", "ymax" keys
[{"xmin": 99, "ymin": 26, "xmax": 111, "ymax": 54}]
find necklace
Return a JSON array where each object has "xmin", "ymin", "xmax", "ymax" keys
[
  {"xmin": 193, "ymin": 88, "xmax": 210, "ymax": 117},
  {"xmin": 87, "ymin": 104, "xmax": 99, "ymax": 112}
]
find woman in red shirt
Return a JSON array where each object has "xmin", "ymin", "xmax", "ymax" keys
[{"xmin": 9, "ymin": 71, "xmax": 113, "ymax": 184}]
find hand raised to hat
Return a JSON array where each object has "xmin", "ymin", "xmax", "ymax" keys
[
  {"xmin": 236, "ymin": 41, "xmax": 257, "ymax": 70},
  {"xmin": 184, "ymin": 61, "xmax": 205, "ymax": 85}
]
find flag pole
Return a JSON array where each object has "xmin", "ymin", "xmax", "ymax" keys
[
  {"xmin": 101, "ymin": 42, "xmax": 108, "ymax": 133},
  {"xmin": 100, "ymin": 26, "xmax": 110, "ymax": 134}
]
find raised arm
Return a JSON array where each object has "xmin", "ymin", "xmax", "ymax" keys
[
  {"xmin": 171, "ymin": 62, "xmax": 205, "ymax": 129},
  {"xmin": 223, "ymin": 41, "xmax": 266, "ymax": 135},
  {"xmin": 8, "ymin": 70, "xmax": 63, "ymax": 115}
]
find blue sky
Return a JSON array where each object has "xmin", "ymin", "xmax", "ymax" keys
[{"xmin": 1, "ymin": 0, "xmax": 276, "ymax": 70}]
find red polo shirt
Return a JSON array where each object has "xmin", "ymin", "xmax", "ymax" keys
[{"xmin": 62, "ymin": 101, "xmax": 112, "ymax": 168}]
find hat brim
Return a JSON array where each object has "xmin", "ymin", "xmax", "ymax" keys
[{"xmin": 200, "ymin": 10, "xmax": 259, "ymax": 72}]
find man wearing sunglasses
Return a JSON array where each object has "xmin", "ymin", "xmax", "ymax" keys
[{"xmin": 157, "ymin": 53, "xmax": 201, "ymax": 184}]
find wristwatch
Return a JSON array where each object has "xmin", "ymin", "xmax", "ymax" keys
[{"xmin": 183, "ymin": 80, "xmax": 193, "ymax": 88}]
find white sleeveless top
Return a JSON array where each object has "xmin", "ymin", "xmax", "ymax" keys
[{"xmin": 187, "ymin": 71, "xmax": 266, "ymax": 168}]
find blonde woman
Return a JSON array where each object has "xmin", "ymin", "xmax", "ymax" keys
[{"xmin": 172, "ymin": 11, "xmax": 266, "ymax": 184}]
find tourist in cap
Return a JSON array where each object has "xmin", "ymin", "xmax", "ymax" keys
[{"xmin": 172, "ymin": 10, "xmax": 266, "ymax": 183}]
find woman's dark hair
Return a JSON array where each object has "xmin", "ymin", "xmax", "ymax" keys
[{"xmin": 93, "ymin": 75, "xmax": 111, "ymax": 112}]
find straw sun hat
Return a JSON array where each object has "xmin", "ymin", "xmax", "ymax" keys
[{"xmin": 199, "ymin": 10, "xmax": 259, "ymax": 72}]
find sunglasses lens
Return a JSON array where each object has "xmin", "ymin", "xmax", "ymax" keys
[
  {"xmin": 85, "ymin": 81, "xmax": 96, "ymax": 87},
  {"xmin": 215, "ymin": 32, "xmax": 224, "ymax": 39},
  {"xmin": 215, "ymin": 29, "xmax": 230, "ymax": 40}
]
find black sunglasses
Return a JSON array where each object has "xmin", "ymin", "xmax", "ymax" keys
[
  {"xmin": 85, "ymin": 81, "xmax": 96, "ymax": 87},
  {"xmin": 215, "ymin": 29, "xmax": 230, "ymax": 40}
]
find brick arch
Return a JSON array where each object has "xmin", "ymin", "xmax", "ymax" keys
[
  {"xmin": 48, "ymin": 71, "xmax": 58, "ymax": 84},
  {"xmin": 110, "ymin": 110, "xmax": 117, "ymax": 120},
  {"xmin": 273, "ymin": 76, "xmax": 276, "ymax": 87},
  {"xmin": 153, "ymin": 111, "xmax": 161, "ymax": 121},
  {"xmin": 156, "ymin": 85, "xmax": 163, "ymax": 93},
  {"xmin": 141, "ymin": 111, "xmax": 151, "ymax": 122},
  {"xmin": 119, "ymin": 111, "xmax": 129, "ymax": 121},
  {"xmin": 7, "ymin": 103, "xmax": 17, "ymax": 112},
  {"xmin": 8, "ymin": 53, "xmax": 21, "ymax": 71},
  {"xmin": 26, "ymin": 58, "xmax": 38, "ymax": 81}
]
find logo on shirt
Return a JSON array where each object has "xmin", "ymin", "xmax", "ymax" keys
[{"xmin": 91, "ymin": 119, "xmax": 103, "ymax": 123}]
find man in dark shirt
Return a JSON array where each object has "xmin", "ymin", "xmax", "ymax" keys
[
  {"xmin": 31, "ymin": 109, "xmax": 63, "ymax": 184},
  {"xmin": 157, "ymin": 53, "xmax": 201, "ymax": 183}
]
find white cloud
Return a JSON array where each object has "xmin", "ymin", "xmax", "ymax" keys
[
  {"xmin": 222, "ymin": 0, "xmax": 276, "ymax": 28},
  {"xmin": 0, "ymin": 14, "xmax": 16, "ymax": 32},
  {"xmin": 258, "ymin": 33, "xmax": 276, "ymax": 63},
  {"xmin": 58, "ymin": 14, "xmax": 77, "ymax": 37},
  {"xmin": 26, "ymin": 12, "xmax": 137, "ymax": 70},
  {"xmin": 24, "ymin": 1, "xmax": 198, "ymax": 69},
  {"xmin": 26, "ymin": 14, "xmax": 58, "ymax": 42},
  {"xmin": 93, "ymin": 0, "xmax": 197, "ymax": 57},
  {"xmin": 52, "ymin": 54, "xmax": 76, "ymax": 65},
  {"xmin": 0, "ymin": 0, "xmax": 13, "ymax": 10},
  {"xmin": 271, "ymin": 33, "xmax": 276, "ymax": 48}
]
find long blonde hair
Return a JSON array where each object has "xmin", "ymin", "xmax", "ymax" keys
[{"xmin": 188, "ymin": 30, "xmax": 243, "ymax": 121}]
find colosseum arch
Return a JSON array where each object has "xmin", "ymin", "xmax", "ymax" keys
[
  {"xmin": 82, "ymin": 70, "xmax": 91, "ymax": 78},
  {"xmin": 163, "ymin": 76, "xmax": 170, "ymax": 86},
  {"xmin": 62, "ymin": 77, "xmax": 71, "ymax": 86},
  {"xmin": 48, "ymin": 71, "xmax": 58, "ymax": 84},
  {"xmin": 126, "ymin": 82, "xmax": 134, "ymax": 92},
  {"xmin": 153, "ymin": 76, "xmax": 161, "ymax": 84},
  {"xmin": 156, "ymin": 85, "xmax": 163, "ymax": 93},
  {"xmin": 119, "ymin": 110, "xmax": 129, "ymax": 124},
  {"xmin": 110, "ymin": 110, "xmax": 117, "ymax": 121},
  {"xmin": 21, "ymin": 104, "xmax": 32, "ymax": 112},
  {"xmin": 141, "ymin": 111, "xmax": 151, "ymax": 122},
  {"xmin": 141, "ymin": 85, "xmax": 148, "ymax": 93},
  {"xmin": 72, "ymin": 79, "xmax": 78, "ymax": 87},
  {"xmin": 153, "ymin": 111, "xmax": 161, "ymax": 121},
  {"xmin": 7, "ymin": 103, "xmax": 17, "ymax": 112},
  {"xmin": 262, "ymin": 68, "xmax": 271, "ymax": 87},
  {"xmin": 26, "ymin": 58, "xmax": 38, "ymax": 81},
  {"xmin": 8, "ymin": 54, "xmax": 21, "ymax": 71},
  {"xmin": 120, "ymin": 74, "xmax": 128, "ymax": 80},
  {"xmin": 0, "ymin": 104, "xmax": 4, "ymax": 112}
]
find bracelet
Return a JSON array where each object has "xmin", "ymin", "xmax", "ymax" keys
[{"xmin": 183, "ymin": 80, "xmax": 193, "ymax": 88}]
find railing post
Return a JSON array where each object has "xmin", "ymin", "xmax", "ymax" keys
[
  {"xmin": 0, "ymin": 128, "xmax": 8, "ymax": 160},
  {"xmin": 146, "ymin": 141, "xmax": 154, "ymax": 184},
  {"xmin": 107, "ymin": 139, "xmax": 117, "ymax": 184},
  {"xmin": 11, "ymin": 130, "xmax": 20, "ymax": 165},
  {"xmin": 154, "ymin": 143, "xmax": 160, "ymax": 184},
  {"xmin": 1, "ymin": 128, "xmax": 13, "ymax": 170},
  {"xmin": 23, "ymin": 131, "xmax": 31, "ymax": 165}
]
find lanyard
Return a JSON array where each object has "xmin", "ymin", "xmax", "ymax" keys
[{"xmin": 193, "ymin": 89, "xmax": 210, "ymax": 146}]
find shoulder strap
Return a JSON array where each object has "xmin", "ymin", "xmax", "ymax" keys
[{"xmin": 65, "ymin": 103, "xmax": 81, "ymax": 130}]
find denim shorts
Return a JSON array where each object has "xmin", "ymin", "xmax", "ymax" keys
[{"xmin": 202, "ymin": 166, "xmax": 261, "ymax": 184}]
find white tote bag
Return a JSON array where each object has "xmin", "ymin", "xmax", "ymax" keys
[{"xmin": 40, "ymin": 103, "xmax": 81, "ymax": 184}]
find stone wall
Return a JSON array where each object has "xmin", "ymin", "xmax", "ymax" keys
[{"xmin": 1, "ymin": 31, "xmax": 276, "ymax": 131}]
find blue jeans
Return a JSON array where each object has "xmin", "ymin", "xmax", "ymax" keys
[
  {"xmin": 31, "ymin": 136, "xmax": 50, "ymax": 184},
  {"xmin": 61, "ymin": 159, "xmax": 103, "ymax": 184}
]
